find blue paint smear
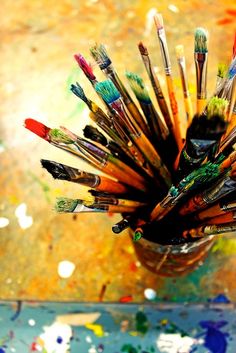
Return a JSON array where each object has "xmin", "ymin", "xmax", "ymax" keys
[
  {"xmin": 0, "ymin": 348, "xmax": 6, "ymax": 353},
  {"xmin": 199, "ymin": 320, "xmax": 229, "ymax": 353},
  {"xmin": 208, "ymin": 294, "xmax": 231, "ymax": 303}
]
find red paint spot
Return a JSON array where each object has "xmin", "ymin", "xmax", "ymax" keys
[
  {"xmin": 30, "ymin": 342, "xmax": 38, "ymax": 351},
  {"xmin": 24, "ymin": 118, "xmax": 50, "ymax": 140},
  {"xmin": 217, "ymin": 17, "xmax": 234, "ymax": 25},
  {"xmin": 129, "ymin": 262, "xmax": 138, "ymax": 272},
  {"xmin": 119, "ymin": 295, "xmax": 133, "ymax": 303},
  {"xmin": 107, "ymin": 212, "xmax": 114, "ymax": 218},
  {"xmin": 226, "ymin": 8, "xmax": 236, "ymax": 16}
]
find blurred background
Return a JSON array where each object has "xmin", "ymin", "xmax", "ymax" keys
[{"xmin": 0, "ymin": 0, "xmax": 236, "ymax": 302}]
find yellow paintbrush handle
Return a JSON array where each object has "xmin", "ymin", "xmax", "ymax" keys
[
  {"xmin": 126, "ymin": 101, "xmax": 150, "ymax": 138},
  {"xmin": 196, "ymin": 98, "xmax": 206, "ymax": 115},
  {"xmin": 166, "ymin": 75, "xmax": 183, "ymax": 150},
  {"xmin": 184, "ymin": 96, "xmax": 193, "ymax": 126}
]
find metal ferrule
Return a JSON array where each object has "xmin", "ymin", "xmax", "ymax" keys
[
  {"xmin": 158, "ymin": 29, "xmax": 171, "ymax": 75},
  {"xmin": 178, "ymin": 58, "xmax": 189, "ymax": 97},
  {"xmin": 221, "ymin": 201, "xmax": 236, "ymax": 212},
  {"xmin": 203, "ymin": 177, "xmax": 236, "ymax": 205},
  {"xmin": 194, "ymin": 52, "xmax": 208, "ymax": 99}
]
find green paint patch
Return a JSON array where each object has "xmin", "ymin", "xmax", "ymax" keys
[
  {"xmin": 121, "ymin": 344, "xmax": 155, "ymax": 353},
  {"xmin": 212, "ymin": 237, "xmax": 236, "ymax": 255},
  {"xmin": 135, "ymin": 311, "xmax": 149, "ymax": 335}
]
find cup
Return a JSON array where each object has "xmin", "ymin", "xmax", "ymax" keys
[{"xmin": 131, "ymin": 230, "xmax": 214, "ymax": 276}]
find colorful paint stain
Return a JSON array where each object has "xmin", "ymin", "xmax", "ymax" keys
[
  {"xmin": 199, "ymin": 320, "xmax": 229, "ymax": 353},
  {"xmin": 208, "ymin": 294, "xmax": 231, "ymax": 304},
  {"xmin": 85, "ymin": 324, "xmax": 104, "ymax": 337},
  {"xmin": 135, "ymin": 311, "xmax": 149, "ymax": 335}
]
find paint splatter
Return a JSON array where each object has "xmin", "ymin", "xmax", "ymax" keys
[
  {"xmin": 85, "ymin": 324, "xmax": 104, "ymax": 337},
  {"xmin": 119, "ymin": 295, "xmax": 133, "ymax": 303},
  {"xmin": 0, "ymin": 217, "xmax": 9, "ymax": 228},
  {"xmin": 57, "ymin": 261, "xmax": 76, "ymax": 279},
  {"xmin": 226, "ymin": 9, "xmax": 236, "ymax": 16},
  {"xmin": 135, "ymin": 311, "xmax": 149, "ymax": 335},
  {"xmin": 199, "ymin": 320, "xmax": 229, "ymax": 353},
  {"xmin": 144, "ymin": 288, "xmax": 157, "ymax": 301},
  {"xmin": 217, "ymin": 18, "xmax": 234, "ymax": 25},
  {"xmin": 209, "ymin": 294, "xmax": 231, "ymax": 303},
  {"xmin": 121, "ymin": 343, "xmax": 138, "ymax": 353},
  {"xmin": 15, "ymin": 203, "xmax": 33, "ymax": 229},
  {"xmin": 28, "ymin": 319, "xmax": 36, "ymax": 326},
  {"xmin": 168, "ymin": 4, "xmax": 179, "ymax": 13},
  {"xmin": 156, "ymin": 333, "xmax": 196, "ymax": 353},
  {"xmin": 37, "ymin": 322, "xmax": 72, "ymax": 353}
]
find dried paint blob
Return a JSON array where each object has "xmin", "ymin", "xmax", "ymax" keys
[
  {"xmin": 15, "ymin": 203, "xmax": 33, "ymax": 229},
  {"xmin": 38, "ymin": 322, "xmax": 72, "ymax": 353},
  {"xmin": 168, "ymin": 4, "xmax": 179, "ymax": 13},
  {"xmin": 28, "ymin": 319, "xmax": 36, "ymax": 326},
  {"xmin": 0, "ymin": 217, "xmax": 9, "ymax": 228},
  {"xmin": 144, "ymin": 288, "xmax": 157, "ymax": 300},
  {"xmin": 156, "ymin": 333, "xmax": 196, "ymax": 352},
  {"xmin": 58, "ymin": 261, "xmax": 76, "ymax": 278}
]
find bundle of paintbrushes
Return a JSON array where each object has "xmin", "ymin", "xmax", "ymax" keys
[{"xmin": 25, "ymin": 14, "xmax": 236, "ymax": 245}]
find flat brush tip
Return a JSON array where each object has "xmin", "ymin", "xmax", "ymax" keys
[
  {"xmin": 138, "ymin": 41, "xmax": 148, "ymax": 55},
  {"xmin": 194, "ymin": 27, "xmax": 208, "ymax": 53},
  {"xmin": 175, "ymin": 44, "xmax": 184, "ymax": 59},
  {"xmin": 24, "ymin": 118, "xmax": 50, "ymax": 139}
]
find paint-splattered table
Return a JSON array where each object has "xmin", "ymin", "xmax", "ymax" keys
[
  {"xmin": 1, "ymin": 0, "xmax": 236, "ymax": 303},
  {"xmin": 1, "ymin": 301, "xmax": 236, "ymax": 353}
]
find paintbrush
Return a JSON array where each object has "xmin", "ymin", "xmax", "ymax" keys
[
  {"xmin": 175, "ymin": 44, "xmax": 193, "ymax": 126},
  {"xmin": 70, "ymin": 82, "xmax": 146, "ymax": 164},
  {"xmin": 178, "ymin": 156, "xmax": 236, "ymax": 216},
  {"xmin": 204, "ymin": 211, "xmax": 236, "ymax": 225},
  {"xmin": 138, "ymin": 42, "xmax": 174, "ymax": 137},
  {"xmin": 95, "ymin": 79, "xmax": 172, "ymax": 189},
  {"xmin": 154, "ymin": 14, "xmax": 182, "ymax": 150},
  {"xmin": 90, "ymin": 43, "xmax": 150, "ymax": 137},
  {"xmin": 193, "ymin": 192, "xmax": 236, "ymax": 222},
  {"xmin": 41, "ymin": 159, "xmax": 132, "ymax": 195},
  {"xmin": 24, "ymin": 119, "xmax": 148, "ymax": 191},
  {"xmin": 84, "ymin": 192, "xmax": 147, "ymax": 209},
  {"xmin": 74, "ymin": 53, "xmax": 97, "ymax": 86},
  {"xmin": 215, "ymin": 63, "xmax": 227, "ymax": 92},
  {"xmin": 177, "ymin": 96, "xmax": 228, "ymax": 179},
  {"xmin": 126, "ymin": 71, "xmax": 178, "ymax": 170},
  {"xmin": 149, "ymin": 151, "xmax": 236, "ymax": 223},
  {"xmin": 194, "ymin": 27, "xmax": 209, "ymax": 114},
  {"xmin": 182, "ymin": 222, "xmax": 236, "ymax": 239},
  {"xmin": 55, "ymin": 197, "xmax": 143, "ymax": 214}
]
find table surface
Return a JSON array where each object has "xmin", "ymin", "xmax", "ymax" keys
[{"xmin": 0, "ymin": 0, "xmax": 236, "ymax": 302}]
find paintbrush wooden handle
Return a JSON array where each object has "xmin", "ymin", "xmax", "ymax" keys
[
  {"xmin": 196, "ymin": 98, "xmax": 206, "ymax": 114},
  {"xmin": 184, "ymin": 96, "xmax": 193, "ymax": 126},
  {"xmin": 166, "ymin": 75, "xmax": 183, "ymax": 150}
]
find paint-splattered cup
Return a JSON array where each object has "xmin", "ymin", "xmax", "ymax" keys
[{"xmin": 131, "ymin": 232, "xmax": 214, "ymax": 276}]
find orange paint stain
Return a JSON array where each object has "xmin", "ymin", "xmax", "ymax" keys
[{"xmin": 217, "ymin": 17, "xmax": 234, "ymax": 25}]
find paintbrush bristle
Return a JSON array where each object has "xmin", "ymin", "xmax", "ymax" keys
[
  {"xmin": 41, "ymin": 159, "xmax": 71, "ymax": 180},
  {"xmin": 74, "ymin": 54, "xmax": 96, "ymax": 81},
  {"xmin": 194, "ymin": 27, "xmax": 208, "ymax": 53},
  {"xmin": 83, "ymin": 194, "xmax": 95, "ymax": 206},
  {"xmin": 83, "ymin": 125, "xmax": 107, "ymax": 146},
  {"xmin": 49, "ymin": 129, "xmax": 75, "ymax": 144},
  {"xmin": 70, "ymin": 82, "xmax": 88, "ymax": 103},
  {"xmin": 125, "ymin": 72, "xmax": 151, "ymax": 104},
  {"xmin": 95, "ymin": 80, "xmax": 120, "ymax": 104},
  {"xmin": 24, "ymin": 118, "xmax": 51, "ymax": 140},
  {"xmin": 228, "ymin": 57, "xmax": 236, "ymax": 79},
  {"xmin": 154, "ymin": 13, "xmax": 164, "ymax": 30},
  {"xmin": 55, "ymin": 197, "xmax": 79, "ymax": 212},
  {"xmin": 90, "ymin": 43, "xmax": 111, "ymax": 69},
  {"xmin": 138, "ymin": 42, "xmax": 148, "ymax": 55},
  {"xmin": 175, "ymin": 45, "xmax": 184, "ymax": 59},
  {"xmin": 207, "ymin": 97, "xmax": 229, "ymax": 118},
  {"xmin": 217, "ymin": 63, "xmax": 227, "ymax": 79}
]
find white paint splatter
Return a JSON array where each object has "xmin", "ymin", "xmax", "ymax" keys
[
  {"xmin": 88, "ymin": 346, "xmax": 97, "ymax": 353},
  {"xmin": 156, "ymin": 333, "xmax": 196, "ymax": 353},
  {"xmin": 144, "ymin": 8, "xmax": 158, "ymax": 36},
  {"xmin": 38, "ymin": 322, "xmax": 72, "ymax": 353},
  {"xmin": 144, "ymin": 288, "xmax": 157, "ymax": 300},
  {"xmin": 28, "ymin": 318, "xmax": 36, "ymax": 326},
  {"xmin": 0, "ymin": 217, "xmax": 9, "ymax": 228},
  {"xmin": 58, "ymin": 260, "xmax": 76, "ymax": 279},
  {"xmin": 86, "ymin": 336, "xmax": 92, "ymax": 343},
  {"xmin": 15, "ymin": 203, "xmax": 33, "ymax": 229},
  {"xmin": 168, "ymin": 4, "xmax": 179, "ymax": 13}
]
